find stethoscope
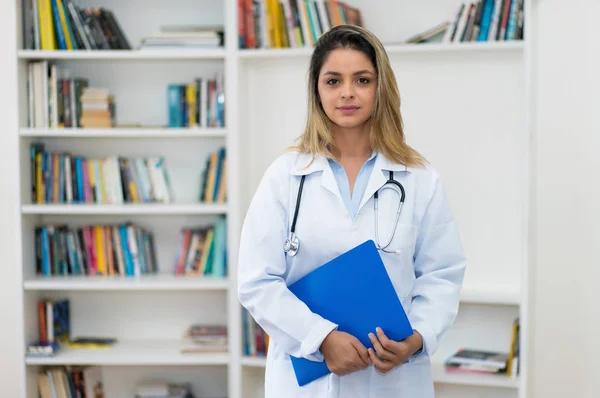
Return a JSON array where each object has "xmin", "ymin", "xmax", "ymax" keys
[{"xmin": 283, "ymin": 170, "xmax": 406, "ymax": 257}]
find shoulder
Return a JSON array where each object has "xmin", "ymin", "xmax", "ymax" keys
[
  {"xmin": 255, "ymin": 150, "xmax": 311, "ymax": 201},
  {"xmin": 261, "ymin": 149, "xmax": 306, "ymax": 181},
  {"xmin": 397, "ymin": 160, "xmax": 447, "ymax": 210},
  {"xmin": 409, "ymin": 162, "xmax": 443, "ymax": 190}
]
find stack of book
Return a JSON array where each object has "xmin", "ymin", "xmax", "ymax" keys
[
  {"xmin": 444, "ymin": 348, "xmax": 509, "ymax": 375},
  {"xmin": 444, "ymin": 317, "xmax": 521, "ymax": 377},
  {"xmin": 139, "ymin": 25, "xmax": 224, "ymax": 50},
  {"xmin": 135, "ymin": 382, "xmax": 195, "ymax": 398},
  {"xmin": 180, "ymin": 324, "xmax": 228, "ymax": 354},
  {"xmin": 80, "ymin": 87, "xmax": 115, "ymax": 128}
]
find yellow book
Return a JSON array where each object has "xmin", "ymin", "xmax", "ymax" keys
[
  {"xmin": 38, "ymin": 0, "xmax": 57, "ymax": 50},
  {"xmin": 269, "ymin": 0, "xmax": 282, "ymax": 48},
  {"xmin": 186, "ymin": 84, "xmax": 196, "ymax": 126},
  {"xmin": 199, "ymin": 229, "xmax": 214, "ymax": 274},
  {"xmin": 95, "ymin": 226, "xmax": 106, "ymax": 275},
  {"xmin": 203, "ymin": 152, "xmax": 219, "ymax": 203},
  {"xmin": 506, "ymin": 319, "xmax": 518, "ymax": 376},
  {"xmin": 35, "ymin": 152, "xmax": 43, "ymax": 203}
]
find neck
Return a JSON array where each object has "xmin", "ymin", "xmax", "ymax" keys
[{"xmin": 331, "ymin": 122, "xmax": 372, "ymax": 161}]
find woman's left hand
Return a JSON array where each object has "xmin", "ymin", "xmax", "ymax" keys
[{"xmin": 367, "ymin": 327, "xmax": 423, "ymax": 374}]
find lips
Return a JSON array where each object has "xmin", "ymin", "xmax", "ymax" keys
[{"xmin": 338, "ymin": 106, "xmax": 360, "ymax": 115}]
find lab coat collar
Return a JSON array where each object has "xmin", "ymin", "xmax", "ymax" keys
[
  {"xmin": 289, "ymin": 152, "xmax": 343, "ymax": 202},
  {"xmin": 288, "ymin": 150, "xmax": 412, "ymax": 176},
  {"xmin": 356, "ymin": 151, "xmax": 411, "ymax": 212},
  {"xmin": 289, "ymin": 151, "xmax": 414, "ymax": 212}
]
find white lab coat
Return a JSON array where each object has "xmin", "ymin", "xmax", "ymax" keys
[{"xmin": 237, "ymin": 150, "xmax": 466, "ymax": 398}]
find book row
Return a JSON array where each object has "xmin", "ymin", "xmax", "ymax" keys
[
  {"xmin": 242, "ymin": 308, "xmax": 270, "ymax": 357},
  {"xmin": 199, "ymin": 147, "xmax": 227, "ymax": 204},
  {"xmin": 238, "ymin": 0, "xmax": 362, "ymax": 49},
  {"xmin": 452, "ymin": 0, "xmax": 524, "ymax": 43},
  {"xmin": 30, "ymin": 143, "xmax": 174, "ymax": 205},
  {"xmin": 23, "ymin": 1, "xmax": 130, "ymax": 51},
  {"xmin": 168, "ymin": 72, "xmax": 225, "ymax": 129},
  {"xmin": 35, "ymin": 223, "xmax": 158, "ymax": 277},
  {"xmin": 34, "ymin": 218, "xmax": 228, "ymax": 278},
  {"xmin": 36, "ymin": 365, "xmax": 104, "ymax": 398},
  {"xmin": 407, "ymin": 0, "xmax": 524, "ymax": 44},
  {"xmin": 173, "ymin": 217, "xmax": 228, "ymax": 277},
  {"xmin": 27, "ymin": 61, "xmax": 91, "ymax": 129}
]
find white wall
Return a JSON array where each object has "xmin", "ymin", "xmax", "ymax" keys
[
  {"xmin": 529, "ymin": 1, "xmax": 600, "ymax": 396},
  {"xmin": 0, "ymin": 1, "xmax": 24, "ymax": 397},
  {"xmin": 2, "ymin": 1, "xmax": 600, "ymax": 397}
]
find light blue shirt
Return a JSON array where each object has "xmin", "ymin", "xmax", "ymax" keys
[{"xmin": 327, "ymin": 152, "xmax": 378, "ymax": 219}]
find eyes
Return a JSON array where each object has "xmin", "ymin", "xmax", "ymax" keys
[{"xmin": 325, "ymin": 77, "xmax": 371, "ymax": 85}]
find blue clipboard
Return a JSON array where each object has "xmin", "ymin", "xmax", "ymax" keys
[{"xmin": 287, "ymin": 239, "xmax": 414, "ymax": 386}]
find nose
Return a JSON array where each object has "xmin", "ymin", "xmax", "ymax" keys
[{"xmin": 340, "ymin": 82, "xmax": 355, "ymax": 99}]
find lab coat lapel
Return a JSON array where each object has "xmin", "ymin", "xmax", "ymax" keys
[
  {"xmin": 319, "ymin": 161, "xmax": 344, "ymax": 203},
  {"xmin": 357, "ymin": 153, "xmax": 387, "ymax": 214},
  {"xmin": 289, "ymin": 152, "xmax": 344, "ymax": 204}
]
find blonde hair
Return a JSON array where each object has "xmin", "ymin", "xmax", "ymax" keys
[{"xmin": 290, "ymin": 25, "xmax": 426, "ymax": 168}]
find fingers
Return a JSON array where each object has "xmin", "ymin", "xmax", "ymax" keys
[
  {"xmin": 350, "ymin": 338, "xmax": 371, "ymax": 367},
  {"xmin": 375, "ymin": 327, "xmax": 397, "ymax": 353},
  {"xmin": 368, "ymin": 332, "xmax": 395, "ymax": 361},
  {"xmin": 368, "ymin": 348, "xmax": 394, "ymax": 374}
]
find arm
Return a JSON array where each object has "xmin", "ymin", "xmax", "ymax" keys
[
  {"xmin": 237, "ymin": 162, "xmax": 337, "ymax": 361},
  {"xmin": 408, "ymin": 172, "xmax": 467, "ymax": 361}
]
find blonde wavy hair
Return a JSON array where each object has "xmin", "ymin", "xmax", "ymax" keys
[{"xmin": 290, "ymin": 24, "xmax": 426, "ymax": 168}]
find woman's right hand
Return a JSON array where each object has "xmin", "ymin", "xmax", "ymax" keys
[{"xmin": 320, "ymin": 330, "xmax": 371, "ymax": 376}]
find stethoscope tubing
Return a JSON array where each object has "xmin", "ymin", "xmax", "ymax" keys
[{"xmin": 284, "ymin": 170, "xmax": 406, "ymax": 257}]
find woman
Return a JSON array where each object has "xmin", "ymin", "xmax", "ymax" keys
[{"xmin": 237, "ymin": 24, "xmax": 466, "ymax": 398}]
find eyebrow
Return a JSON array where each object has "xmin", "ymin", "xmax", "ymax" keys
[{"xmin": 323, "ymin": 70, "xmax": 374, "ymax": 76}]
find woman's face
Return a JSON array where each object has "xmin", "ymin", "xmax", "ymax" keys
[{"xmin": 317, "ymin": 48, "xmax": 377, "ymax": 130}]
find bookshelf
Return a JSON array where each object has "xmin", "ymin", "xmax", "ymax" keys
[
  {"xmin": 7, "ymin": 1, "xmax": 531, "ymax": 398},
  {"xmin": 236, "ymin": 1, "xmax": 531, "ymax": 398}
]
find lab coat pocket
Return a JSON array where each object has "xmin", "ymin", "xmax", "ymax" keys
[{"xmin": 377, "ymin": 222, "xmax": 417, "ymax": 300}]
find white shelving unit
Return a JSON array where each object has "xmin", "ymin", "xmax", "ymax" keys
[
  {"xmin": 236, "ymin": 1, "xmax": 532, "ymax": 398},
  {"xmin": 9, "ymin": 0, "xmax": 532, "ymax": 397}
]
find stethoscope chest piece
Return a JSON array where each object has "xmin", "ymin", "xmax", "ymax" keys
[{"xmin": 283, "ymin": 233, "xmax": 300, "ymax": 257}]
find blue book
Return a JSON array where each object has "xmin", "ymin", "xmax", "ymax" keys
[{"xmin": 287, "ymin": 239, "xmax": 414, "ymax": 386}]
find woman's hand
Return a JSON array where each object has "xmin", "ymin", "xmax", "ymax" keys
[
  {"xmin": 320, "ymin": 330, "xmax": 371, "ymax": 376},
  {"xmin": 367, "ymin": 327, "xmax": 423, "ymax": 374}
]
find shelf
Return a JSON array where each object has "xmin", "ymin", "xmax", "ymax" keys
[
  {"xmin": 431, "ymin": 362, "xmax": 520, "ymax": 388},
  {"xmin": 17, "ymin": 49, "xmax": 227, "ymax": 60},
  {"xmin": 23, "ymin": 274, "xmax": 229, "ymax": 291},
  {"xmin": 20, "ymin": 127, "xmax": 227, "ymax": 138},
  {"xmin": 460, "ymin": 285, "xmax": 520, "ymax": 306},
  {"xmin": 384, "ymin": 41, "xmax": 525, "ymax": 54},
  {"xmin": 237, "ymin": 41, "xmax": 524, "ymax": 59},
  {"xmin": 25, "ymin": 340, "xmax": 230, "ymax": 366},
  {"xmin": 21, "ymin": 203, "xmax": 228, "ymax": 215},
  {"xmin": 241, "ymin": 356, "xmax": 267, "ymax": 367},
  {"xmin": 239, "ymin": 357, "xmax": 519, "ymax": 388}
]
